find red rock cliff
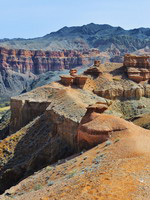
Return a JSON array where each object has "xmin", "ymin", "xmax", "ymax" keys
[{"xmin": 0, "ymin": 47, "xmax": 100, "ymax": 74}]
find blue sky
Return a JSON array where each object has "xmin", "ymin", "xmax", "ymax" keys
[{"xmin": 0, "ymin": 0, "xmax": 150, "ymax": 39}]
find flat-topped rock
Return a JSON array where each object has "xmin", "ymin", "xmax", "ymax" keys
[
  {"xmin": 124, "ymin": 54, "xmax": 150, "ymax": 83},
  {"xmin": 60, "ymin": 75, "xmax": 74, "ymax": 86},
  {"xmin": 74, "ymin": 75, "xmax": 88, "ymax": 88},
  {"xmin": 84, "ymin": 67, "xmax": 102, "ymax": 76}
]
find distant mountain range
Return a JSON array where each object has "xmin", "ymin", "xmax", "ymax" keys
[{"xmin": 0, "ymin": 23, "xmax": 150, "ymax": 55}]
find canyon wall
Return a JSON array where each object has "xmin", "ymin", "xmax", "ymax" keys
[{"xmin": 0, "ymin": 47, "xmax": 100, "ymax": 74}]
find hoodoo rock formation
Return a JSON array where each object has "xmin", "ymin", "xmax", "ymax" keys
[
  {"xmin": 84, "ymin": 60, "xmax": 102, "ymax": 76},
  {"xmin": 60, "ymin": 60, "xmax": 103, "ymax": 88},
  {"xmin": 77, "ymin": 101, "xmax": 150, "ymax": 150},
  {"xmin": 124, "ymin": 54, "xmax": 150, "ymax": 83},
  {"xmin": 0, "ymin": 47, "xmax": 101, "ymax": 75},
  {"xmin": 60, "ymin": 68, "xmax": 88, "ymax": 88},
  {"xmin": 59, "ymin": 61, "xmax": 150, "ymax": 100}
]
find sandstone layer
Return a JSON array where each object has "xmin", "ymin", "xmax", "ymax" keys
[
  {"xmin": 124, "ymin": 54, "xmax": 150, "ymax": 83},
  {"xmin": 0, "ymin": 47, "xmax": 101, "ymax": 74}
]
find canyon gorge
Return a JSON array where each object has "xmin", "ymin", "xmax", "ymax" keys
[
  {"xmin": 0, "ymin": 47, "xmax": 101, "ymax": 74},
  {"xmin": 1, "ymin": 59, "xmax": 150, "ymax": 198},
  {"xmin": 0, "ymin": 47, "xmax": 101, "ymax": 97},
  {"xmin": 1, "ymin": 23, "xmax": 150, "ymax": 200}
]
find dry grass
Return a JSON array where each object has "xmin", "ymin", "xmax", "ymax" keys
[{"xmin": 0, "ymin": 106, "xmax": 10, "ymax": 112}]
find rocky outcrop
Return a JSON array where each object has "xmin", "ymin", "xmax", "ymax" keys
[
  {"xmin": 124, "ymin": 54, "xmax": 150, "ymax": 83},
  {"xmin": 60, "ymin": 75, "xmax": 88, "ymax": 88},
  {"xmin": 84, "ymin": 60, "xmax": 102, "ymax": 76},
  {"xmin": 0, "ymin": 83, "xmax": 108, "ymax": 193},
  {"xmin": 76, "ymin": 62, "xmax": 150, "ymax": 100},
  {"xmin": 94, "ymin": 83, "xmax": 147, "ymax": 100},
  {"xmin": 58, "ymin": 61, "xmax": 150, "ymax": 100},
  {"xmin": 0, "ymin": 67, "xmax": 36, "ymax": 97},
  {"xmin": 60, "ymin": 68, "xmax": 89, "ymax": 88},
  {"xmin": 60, "ymin": 60, "xmax": 102, "ymax": 89},
  {"xmin": 77, "ymin": 102, "xmax": 110, "ymax": 149},
  {"xmin": 0, "ymin": 47, "xmax": 101, "ymax": 75},
  {"xmin": 77, "ymin": 101, "xmax": 150, "ymax": 150},
  {"xmin": 59, "ymin": 75, "xmax": 74, "ymax": 86},
  {"xmin": 10, "ymin": 99, "xmax": 50, "ymax": 134}
]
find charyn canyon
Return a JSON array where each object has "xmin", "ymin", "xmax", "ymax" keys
[{"xmin": 0, "ymin": 1, "xmax": 150, "ymax": 199}]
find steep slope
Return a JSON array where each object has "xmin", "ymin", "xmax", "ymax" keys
[
  {"xmin": 0, "ymin": 23, "xmax": 150, "ymax": 54},
  {"xmin": 1, "ymin": 103, "xmax": 150, "ymax": 200},
  {"xmin": 0, "ymin": 82, "xmax": 107, "ymax": 194},
  {"xmin": 0, "ymin": 67, "xmax": 36, "ymax": 97}
]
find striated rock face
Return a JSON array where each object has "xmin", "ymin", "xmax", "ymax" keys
[
  {"xmin": 9, "ymin": 99, "xmax": 50, "ymax": 134},
  {"xmin": 0, "ymin": 67, "xmax": 36, "ymax": 97},
  {"xmin": 0, "ymin": 47, "xmax": 101, "ymax": 75},
  {"xmin": 94, "ymin": 84, "xmax": 147, "ymax": 100},
  {"xmin": 0, "ymin": 47, "xmax": 101, "ymax": 97},
  {"xmin": 124, "ymin": 54, "xmax": 150, "ymax": 83}
]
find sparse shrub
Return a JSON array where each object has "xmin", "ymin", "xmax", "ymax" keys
[
  {"xmin": 105, "ymin": 140, "xmax": 112, "ymax": 147},
  {"xmin": 47, "ymin": 181, "xmax": 54, "ymax": 186},
  {"xmin": 66, "ymin": 169, "xmax": 77, "ymax": 179},
  {"xmin": 114, "ymin": 138, "xmax": 120, "ymax": 143},
  {"xmin": 48, "ymin": 94, "xmax": 52, "ymax": 98},
  {"xmin": 5, "ymin": 102, "xmax": 10, "ymax": 107},
  {"xmin": 34, "ymin": 184, "xmax": 42, "ymax": 191},
  {"xmin": 113, "ymin": 77, "xmax": 121, "ymax": 81},
  {"xmin": 46, "ymin": 166, "xmax": 53, "ymax": 171}
]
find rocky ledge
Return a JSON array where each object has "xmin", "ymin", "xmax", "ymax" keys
[{"xmin": 124, "ymin": 54, "xmax": 150, "ymax": 83}]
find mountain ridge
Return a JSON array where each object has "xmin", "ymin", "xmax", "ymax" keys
[{"xmin": 0, "ymin": 23, "xmax": 150, "ymax": 54}]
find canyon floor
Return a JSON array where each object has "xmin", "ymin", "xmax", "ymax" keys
[{"xmin": 0, "ymin": 62, "xmax": 150, "ymax": 199}]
